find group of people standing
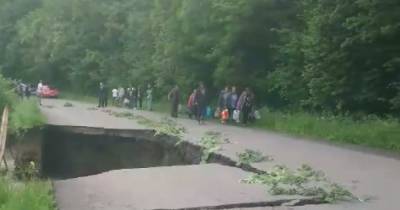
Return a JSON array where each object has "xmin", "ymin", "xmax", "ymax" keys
[
  {"xmin": 98, "ymin": 81, "xmax": 257, "ymax": 125},
  {"xmin": 169, "ymin": 82, "xmax": 256, "ymax": 125},
  {"xmin": 12, "ymin": 79, "xmax": 45, "ymax": 105},
  {"xmin": 217, "ymin": 86, "xmax": 255, "ymax": 124},
  {"xmin": 97, "ymin": 82, "xmax": 153, "ymax": 111},
  {"xmin": 13, "ymin": 80, "xmax": 34, "ymax": 100},
  {"xmin": 170, "ymin": 82, "xmax": 207, "ymax": 124}
]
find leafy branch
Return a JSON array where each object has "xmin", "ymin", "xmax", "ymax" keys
[
  {"xmin": 199, "ymin": 132, "xmax": 224, "ymax": 163},
  {"xmin": 153, "ymin": 117, "xmax": 186, "ymax": 145},
  {"xmin": 109, "ymin": 111, "xmax": 134, "ymax": 119},
  {"xmin": 241, "ymin": 164, "xmax": 356, "ymax": 203},
  {"xmin": 236, "ymin": 149, "xmax": 273, "ymax": 166},
  {"xmin": 108, "ymin": 111, "xmax": 186, "ymax": 144}
]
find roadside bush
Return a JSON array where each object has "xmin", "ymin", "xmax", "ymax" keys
[
  {"xmin": 0, "ymin": 74, "xmax": 16, "ymax": 111},
  {"xmin": 14, "ymin": 157, "xmax": 39, "ymax": 181},
  {"xmin": 0, "ymin": 177, "xmax": 55, "ymax": 210},
  {"xmin": 9, "ymin": 99, "xmax": 45, "ymax": 135}
]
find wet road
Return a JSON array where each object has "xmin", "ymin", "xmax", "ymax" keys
[{"xmin": 41, "ymin": 99, "xmax": 400, "ymax": 210}]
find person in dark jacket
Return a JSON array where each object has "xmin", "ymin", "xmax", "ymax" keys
[
  {"xmin": 24, "ymin": 83, "xmax": 31, "ymax": 99},
  {"xmin": 227, "ymin": 86, "xmax": 238, "ymax": 119},
  {"xmin": 130, "ymin": 87, "xmax": 137, "ymax": 109},
  {"xmin": 194, "ymin": 83, "xmax": 206, "ymax": 124},
  {"xmin": 168, "ymin": 85, "xmax": 180, "ymax": 118},
  {"xmin": 98, "ymin": 82, "xmax": 107, "ymax": 108},
  {"xmin": 137, "ymin": 86, "xmax": 143, "ymax": 109},
  {"xmin": 104, "ymin": 84, "xmax": 109, "ymax": 107},
  {"xmin": 241, "ymin": 88, "xmax": 254, "ymax": 124},
  {"xmin": 218, "ymin": 86, "xmax": 229, "ymax": 110}
]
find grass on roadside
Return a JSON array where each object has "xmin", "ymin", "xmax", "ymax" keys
[
  {"xmin": 9, "ymin": 99, "xmax": 46, "ymax": 135},
  {"xmin": 155, "ymin": 101, "xmax": 400, "ymax": 153},
  {"xmin": 0, "ymin": 177, "xmax": 55, "ymax": 210},
  {"xmin": 254, "ymin": 108, "xmax": 400, "ymax": 152}
]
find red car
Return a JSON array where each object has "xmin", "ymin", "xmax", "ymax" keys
[{"xmin": 41, "ymin": 85, "xmax": 59, "ymax": 98}]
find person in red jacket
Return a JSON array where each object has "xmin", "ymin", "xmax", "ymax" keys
[{"xmin": 221, "ymin": 106, "xmax": 229, "ymax": 124}]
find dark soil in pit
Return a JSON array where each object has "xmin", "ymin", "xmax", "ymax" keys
[{"xmin": 41, "ymin": 127, "xmax": 200, "ymax": 179}]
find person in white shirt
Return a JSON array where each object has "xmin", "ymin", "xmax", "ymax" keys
[
  {"xmin": 118, "ymin": 87, "xmax": 125, "ymax": 105},
  {"xmin": 112, "ymin": 88, "xmax": 118, "ymax": 105},
  {"xmin": 146, "ymin": 84, "xmax": 153, "ymax": 111},
  {"xmin": 37, "ymin": 80, "xmax": 43, "ymax": 105}
]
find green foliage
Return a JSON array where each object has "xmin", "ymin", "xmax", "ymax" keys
[
  {"xmin": 108, "ymin": 110, "xmax": 230, "ymax": 161},
  {"xmin": 199, "ymin": 132, "xmax": 223, "ymax": 163},
  {"xmin": 137, "ymin": 116, "xmax": 187, "ymax": 145},
  {"xmin": 236, "ymin": 149, "xmax": 273, "ymax": 166},
  {"xmin": 0, "ymin": 73, "xmax": 44, "ymax": 136},
  {"xmin": 153, "ymin": 118, "xmax": 186, "ymax": 145},
  {"xmin": 241, "ymin": 164, "xmax": 355, "ymax": 203},
  {"xmin": 0, "ymin": 0, "xmax": 296, "ymax": 102},
  {"xmin": 14, "ymin": 161, "xmax": 39, "ymax": 181},
  {"xmin": 0, "ymin": 0, "xmax": 400, "ymax": 115},
  {"xmin": 271, "ymin": 0, "xmax": 400, "ymax": 113},
  {"xmin": 107, "ymin": 111, "xmax": 187, "ymax": 145},
  {"xmin": 0, "ymin": 75, "xmax": 17, "ymax": 111},
  {"xmin": 0, "ymin": 177, "xmax": 55, "ymax": 210},
  {"xmin": 255, "ymin": 108, "xmax": 400, "ymax": 152},
  {"xmin": 9, "ymin": 99, "xmax": 46, "ymax": 136},
  {"xmin": 110, "ymin": 111, "xmax": 134, "ymax": 119}
]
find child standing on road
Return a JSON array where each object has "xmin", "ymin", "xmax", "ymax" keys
[{"xmin": 221, "ymin": 107, "xmax": 229, "ymax": 124}]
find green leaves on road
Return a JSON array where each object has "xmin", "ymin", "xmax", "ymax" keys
[
  {"xmin": 153, "ymin": 118, "xmax": 186, "ymax": 145},
  {"xmin": 199, "ymin": 132, "xmax": 224, "ymax": 164},
  {"xmin": 236, "ymin": 149, "xmax": 273, "ymax": 166},
  {"xmin": 241, "ymin": 164, "xmax": 356, "ymax": 203},
  {"xmin": 107, "ymin": 110, "xmax": 187, "ymax": 144}
]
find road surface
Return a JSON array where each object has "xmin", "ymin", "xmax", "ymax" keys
[{"xmin": 41, "ymin": 99, "xmax": 400, "ymax": 210}]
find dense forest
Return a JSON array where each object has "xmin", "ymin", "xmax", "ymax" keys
[{"xmin": 0, "ymin": 0, "xmax": 399, "ymax": 114}]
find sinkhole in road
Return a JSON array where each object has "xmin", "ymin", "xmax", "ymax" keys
[
  {"xmin": 30, "ymin": 126, "xmax": 329, "ymax": 209},
  {"xmin": 41, "ymin": 126, "xmax": 202, "ymax": 179}
]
